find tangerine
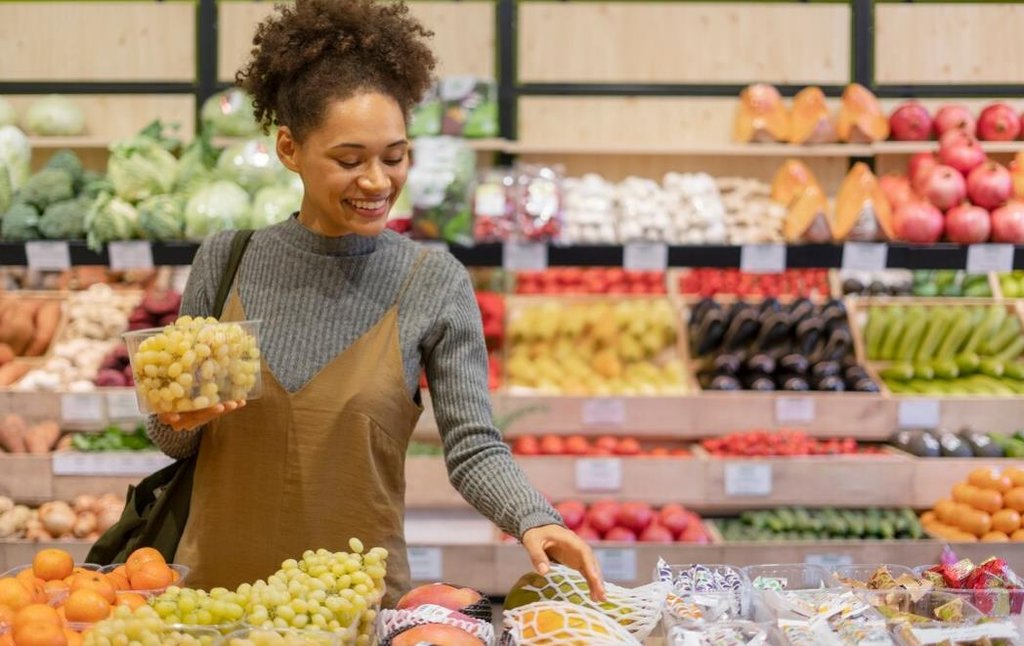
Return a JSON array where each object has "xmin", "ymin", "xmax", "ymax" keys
[
  {"xmin": 43, "ymin": 580, "xmax": 70, "ymax": 598},
  {"xmin": 13, "ymin": 604, "xmax": 61, "ymax": 634},
  {"xmin": 114, "ymin": 592, "xmax": 147, "ymax": 611},
  {"xmin": 12, "ymin": 622, "xmax": 67, "ymax": 646},
  {"xmin": 0, "ymin": 633, "xmax": 12, "ymax": 646},
  {"xmin": 63, "ymin": 629, "xmax": 83, "ymax": 646},
  {"xmin": 1012, "ymin": 528, "xmax": 1024, "ymax": 541},
  {"xmin": 104, "ymin": 569, "xmax": 129, "ymax": 592},
  {"xmin": 125, "ymin": 548, "xmax": 165, "ymax": 580},
  {"xmin": 993, "ymin": 509, "xmax": 1022, "ymax": 534},
  {"xmin": 0, "ymin": 577, "xmax": 34, "ymax": 611},
  {"xmin": 15, "ymin": 570, "xmax": 45, "ymax": 603},
  {"xmin": 1005, "ymin": 487, "xmax": 1024, "ymax": 513},
  {"xmin": 983, "ymin": 531, "xmax": 1011, "ymax": 542},
  {"xmin": 129, "ymin": 561, "xmax": 173, "ymax": 591},
  {"xmin": 32, "ymin": 551, "xmax": 74, "ymax": 583},
  {"xmin": 69, "ymin": 574, "xmax": 115, "ymax": 605},
  {"xmin": 63, "ymin": 589, "xmax": 111, "ymax": 624}
]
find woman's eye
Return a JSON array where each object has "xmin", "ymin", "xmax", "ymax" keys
[
  {"xmin": 383, "ymin": 157, "xmax": 405, "ymax": 166},
  {"xmin": 337, "ymin": 160, "xmax": 361, "ymax": 169}
]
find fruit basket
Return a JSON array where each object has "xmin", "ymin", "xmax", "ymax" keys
[
  {"xmin": 124, "ymin": 317, "xmax": 262, "ymax": 414},
  {"xmin": 224, "ymin": 627, "xmax": 341, "ymax": 645}
]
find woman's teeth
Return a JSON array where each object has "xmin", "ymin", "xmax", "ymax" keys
[{"xmin": 348, "ymin": 199, "xmax": 387, "ymax": 210}]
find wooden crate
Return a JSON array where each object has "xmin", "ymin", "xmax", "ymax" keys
[
  {"xmin": 0, "ymin": 455, "xmax": 52, "ymax": 505},
  {"xmin": 0, "ymin": 540, "xmax": 92, "ymax": 573},
  {"xmin": 912, "ymin": 456, "xmax": 1024, "ymax": 509}
]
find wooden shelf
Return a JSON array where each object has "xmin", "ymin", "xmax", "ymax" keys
[
  {"xmin": 509, "ymin": 141, "xmax": 875, "ymax": 157},
  {"xmin": 28, "ymin": 136, "xmax": 114, "ymax": 149}
]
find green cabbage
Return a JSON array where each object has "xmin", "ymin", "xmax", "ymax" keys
[
  {"xmin": 2, "ymin": 203, "xmax": 40, "ymax": 241},
  {"xmin": 184, "ymin": 180, "xmax": 250, "ymax": 240},
  {"xmin": 138, "ymin": 194, "xmax": 185, "ymax": 241},
  {"xmin": 107, "ymin": 135, "xmax": 178, "ymax": 203},
  {"xmin": 39, "ymin": 197, "xmax": 90, "ymax": 240},
  {"xmin": 0, "ymin": 167, "xmax": 11, "ymax": 215},
  {"xmin": 44, "ymin": 149, "xmax": 85, "ymax": 189},
  {"xmin": 216, "ymin": 137, "xmax": 286, "ymax": 194},
  {"xmin": 86, "ymin": 193, "xmax": 139, "ymax": 251},
  {"xmin": 24, "ymin": 95, "xmax": 85, "ymax": 136},
  {"xmin": 200, "ymin": 89, "xmax": 260, "ymax": 137},
  {"xmin": 18, "ymin": 168, "xmax": 74, "ymax": 211},
  {"xmin": 0, "ymin": 125, "xmax": 31, "ymax": 191},
  {"xmin": 175, "ymin": 131, "xmax": 218, "ymax": 195},
  {"xmin": 251, "ymin": 185, "xmax": 301, "ymax": 229},
  {"xmin": 0, "ymin": 99, "xmax": 16, "ymax": 128}
]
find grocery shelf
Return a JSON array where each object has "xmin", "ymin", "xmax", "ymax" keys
[
  {"xmin": 874, "ymin": 141, "xmax": 1024, "ymax": 156},
  {"xmin": 506, "ymin": 142, "xmax": 875, "ymax": 157},
  {"xmin": 27, "ymin": 136, "xmax": 114, "ymax": 149}
]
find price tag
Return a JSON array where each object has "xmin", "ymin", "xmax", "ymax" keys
[
  {"xmin": 966, "ymin": 244, "xmax": 1014, "ymax": 274},
  {"xmin": 407, "ymin": 547, "xmax": 443, "ymax": 581},
  {"xmin": 575, "ymin": 458, "xmax": 623, "ymax": 492},
  {"xmin": 52, "ymin": 452, "xmax": 173, "ymax": 476},
  {"xmin": 419, "ymin": 240, "xmax": 450, "ymax": 254},
  {"xmin": 623, "ymin": 242, "xmax": 668, "ymax": 272},
  {"xmin": 502, "ymin": 242, "xmax": 548, "ymax": 271},
  {"xmin": 106, "ymin": 390, "xmax": 142, "ymax": 419},
  {"xmin": 25, "ymin": 241, "xmax": 71, "ymax": 271},
  {"xmin": 594, "ymin": 548, "xmax": 637, "ymax": 583},
  {"xmin": 581, "ymin": 398, "xmax": 626, "ymax": 428},
  {"xmin": 740, "ymin": 244, "xmax": 786, "ymax": 274},
  {"xmin": 724, "ymin": 463, "xmax": 773, "ymax": 497},
  {"xmin": 898, "ymin": 399, "xmax": 940, "ymax": 429},
  {"xmin": 60, "ymin": 393, "xmax": 104, "ymax": 424},
  {"xmin": 842, "ymin": 242, "xmax": 889, "ymax": 271},
  {"xmin": 805, "ymin": 553, "xmax": 854, "ymax": 569},
  {"xmin": 774, "ymin": 397, "xmax": 816, "ymax": 424},
  {"xmin": 108, "ymin": 241, "xmax": 154, "ymax": 270}
]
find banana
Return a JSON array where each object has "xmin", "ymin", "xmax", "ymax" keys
[
  {"xmin": 936, "ymin": 308, "xmax": 972, "ymax": 359},
  {"xmin": 931, "ymin": 359, "xmax": 960, "ymax": 380},
  {"xmin": 985, "ymin": 316, "xmax": 1023, "ymax": 356},
  {"xmin": 979, "ymin": 358, "xmax": 1005, "ymax": 378},
  {"xmin": 881, "ymin": 362, "xmax": 914, "ymax": 382},
  {"xmin": 955, "ymin": 352, "xmax": 981, "ymax": 376},
  {"xmin": 1004, "ymin": 362, "xmax": 1024, "ymax": 381},
  {"xmin": 963, "ymin": 305, "xmax": 1007, "ymax": 354},
  {"xmin": 915, "ymin": 310, "xmax": 952, "ymax": 363},
  {"xmin": 865, "ymin": 307, "xmax": 890, "ymax": 360},
  {"xmin": 896, "ymin": 306, "xmax": 929, "ymax": 362},
  {"xmin": 996, "ymin": 336, "xmax": 1024, "ymax": 363},
  {"xmin": 879, "ymin": 306, "xmax": 907, "ymax": 361}
]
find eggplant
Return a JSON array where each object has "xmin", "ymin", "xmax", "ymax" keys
[
  {"xmin": 937, "ymin": 431, "xmax": 973, "ymax": 458},
  {"xmin": 690, "ymin": 298, "xmax": 719, "ymax": 327},
  {"xmin": 713, "ymin": 353, "xmax": 743, "ymax": 375},
  {"xmin": 959, "ymin": 428, "xmax": 1004, "ymax": 458},
  {"xmin": 753, "ymin": 311, "xmax": 792, "ymax": 352},
  {"xmin": 811, "ymin": 360, "xmax": 841, "ymax": 381},
  {"xmin": 722, "ymin": 308, "xmax": 761, "ymax": 351},
  {"xmin": 821, "ymin": 299, "xmax": 847, "ymax": 323},
  {"xmin": 818, "ymin": 327, "xmax": 853, "ymax": 362},
  {"xmin": 708, "ymin": 374, "xmax": 742, "ymax": 391},
  {"xmin": 694, "ymin": 309, "xmax": 727, "ymax": 357},
  {"xmin": 759, "ymin": 298, "xmax": 783, "ymax": 317},
  {"xmin": 844, "ymin": 365, "xmax": 869, "ymax": 383},
  {"xmin": 787, "ymin": 298, "xmax": 815, "ymax": 323},
  {"xmin": 814, "ymin": 375, "xmax": 845, "ymax": 392},
  {"xmin": 779, "ymin": 374, "xmax": 811, "ymax": 392},
  {"xmin": 841, "ymin": 354, "xmax": 861, "ymax": 369},
  {"xmin": 795, "ymin": 317, "xmax": 825, "ymax": 357},
  {"xmin": 780, "ymin": 353, "xmax": 810, "ymax": 375},
  {"xmin": 744, "ymin": 373, "xmax": 776, "ymax": 391},
  {"xmin": 850, "ymin": 377, "xmax": 880, "ymax": 393},
  {"xmin": 746, "ymin": 353, "xmax": 777, "ymax": 375}
]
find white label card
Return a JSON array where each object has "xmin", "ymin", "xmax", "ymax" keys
[
  {"xmin": 724, "ymin": 463, "xmax": 773, "ymax": 497},
  {"xmin": 805, "ymin": 553, "xmax": 854, "ymax": 569},
  {"xmin": 774, "ymin": 397, "xmax": 816, "ymax": 424},
  {"xmin": 898, "ymin": 399, "xmax": 940, "ymax": 429},
  {"xmin": 581, "ymin": 398, "xmax": 626, "ymax": 428},
  {"xmin": 623, "ymin": 242, "xmax": 668, "ymax": 272},
  {"xmin": 966, "ymin": 244, "xmax": 1014, "ymax": 274},
  {"xmin": 740, "ymin": 244, "xmax": 786, "ymax": 274},
  {"xmin": 575, "ymin": 458, "xmax": 623, "ymax": 493},
  {"xmin": 25, "ymin": 241, "xmax": 71, "ymax": 271},
  {"xmin": 60, "ymin": 393, "xmax": 104, "ymax": 423},
  {"xmin": 502, "ymin": 242, "xmax": 548, "ymax": 271},
  {"xmin": 407, "ymin": 547, "xmax": 443, "ymax": 581},
  {"xmin": 841, "ymin": 242, "xmax": 889, "ymax": 271},
  {"xmin": 108, "ymin": 241, "xmax": 155, "ymax": 270},
  {"xmin": 594, "ymin": 548, "xmax": 637, "ymax": 582},
  {"xmin": 52, "ymin": 452, "xmax": 174, "ymax": 476},
  {"xmin": 106, "ymin": 390, "xmax": 143, "ymax": 419}
]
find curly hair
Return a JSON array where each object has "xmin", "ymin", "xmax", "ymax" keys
[{"xmin": 237, "ymin": 0, "xmax": 437, "ymax": 140}]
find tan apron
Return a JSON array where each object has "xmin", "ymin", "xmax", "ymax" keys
[{"xmin": 176, "ymin": 252, "xmax": 427, "ymax": 607}]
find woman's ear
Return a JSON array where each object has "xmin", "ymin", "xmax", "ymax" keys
[{"xmin": 277, "ymin": 126, "xmax": 301, "ymax": 173}]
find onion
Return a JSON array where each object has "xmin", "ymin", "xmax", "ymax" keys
[
  {"xmin": 96, "ymin": 506, "xmax": 122, "ymax": 534},
  {"xmin": 39, "ymin": 501, "xmax": 76, "ymax": 538},
  {"xmin": 72, "ymin": 494, "xmax": 98, "ymax": 514},
  {"xmin": 72, "ymin": 511, "xmax": 97, "ymax": 538},
  {"xmin": 97, "ymin": 494, "xmax": 124, "ymax": 511}
]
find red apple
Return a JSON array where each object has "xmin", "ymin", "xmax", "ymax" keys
[
  {"xmin": 616, "ymin": 502, "xmax": 654, "ymax": 533},
  {"xmin": 574, "ymin": 524, "xmax": 601, "ymax": 542},
  {"xmin": 967, "ymin": 162, "xmax": 1013, "ymax": 210},
  {"xmin": 978, "ymin": 103, "xmax": 1021, "ymax": 141},
  {"xmin": 922, "ymin": 165, "xmax": 967, "ymax": 210},
  {"xmin": 514, "ymin": 436, "xmax": 539, "ymax": 456},
  {"xmin": 586, "ymin": 505, "xmax": 618, "ymax": 534},
  {"xmin": 935, "ymin": 104, "xmax": 977, "ymax": 137},
  {"xmin": 539, "ymin": 435, "xmax": 564, "ymax": 455},
  {"xmin": 895, "ymin": 201, "xmax": 945, "ymax": 243},
  {"xmin": 595, "ymin": 436, "xmax": 619, "ymax": 452},
  {"xmin": 563, "ymin": 435, "xmax": 590, "ymax": 456},
  {"xmin": 639, "ymin": 522, "xmax": 675, "ymax": 544},
  {"xmin": 659, "ymin": 505, "xmax": 691, "ymax": 536},
  {"xmin": 945, "ymin": 204, "xmax": 992, "ymax": 244},
  {"xmin": 992, "ymin": 201, "xmax": 1024, "ymax": 243},
  {"xmin": 880, "ymin": 174, "xmax": 916, "ymax": 210},
  {"xmin": 555, "ymin": 500, "xmax": 587, "ymax": 531},
  {"xmin": 889, "ymin": 101, "xmax": 934, "ymax": 141},
  {"xmin": 614, "ymin": 437, "xmax": 641, "ymax": 456},
  {"xmin": 604, "ymin": 527, "xmax": 637, "ymax": 543}
]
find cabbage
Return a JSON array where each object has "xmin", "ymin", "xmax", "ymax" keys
[
  {"xmin": 175, "ymin": 131, "xmax": 218, "ymax": 195},
  {"xmin": 184, "ymin": 180, "xmax": 250, "ymax": 240},
  {"xmin": 0, "ymin": 99, "xmax": 16, "ymax": 128},
  {"xmin": 251, "ymin": 185, "xmax": 301, "ymax": 229},
  {"xmin": 138, "ymin": 194, "xmax": 185, "ymax": 241},
  {"xmin": 0, "ymin": 125, "xmax": 31, "ymax": 191},
  {"xmin": 216, "ymin": 137, "xmax": 286, "ymax": 194},
  {"xmin": 86, "ymin": 193, "xmax": 139, "ymax": 251},
  {"xmin": 200, "ymin": 89, "xmax": 260, "ymax": 137},
  {"xmin": 107, "ymin": 135, "xmax": 178, "ymax": 203},
  {"xmin": 24, "ymin": 95, "xmax": 85, "ymax": 136}
]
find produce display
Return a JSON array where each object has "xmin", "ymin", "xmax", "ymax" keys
[
  {"xmin": 0, "ymin": 495, "xmax": 123, "ymax": 541},
  {"xmin": 505, "ymin": 298, "xmax": 686, "ymax": 395},
  {"xmin": 690, "ymin": 297, "xmax": 878, "ymax": 392},
  {"xmin": 678, "ymin": 269, "xmax": 829, "ymax": 299},
  {"xmin": 891, "ymin": 427, "xmax": 1008, "ymax": 458},
  {"xmin": 511, "ymin": 434, "xmax": 689, "ymax": 457},
  {"xmin": 69, "ymin": 424, "xmax": 153, "ymax": 453},
  {"xmin": 701, "ymin": 429, "xmax": 880, "ymax": 457},
  {"xmin": 840, "ymin": 270, "xmax": 993, "ymax": 298},
  {"xmin": 922, "ymin": 467, "xmax": 1024, "ymax": 542},
  {"xmin": 0, "ymin": 415, "xmax": 61, "ymax": 455},
  {"xmin": 865, "ymin": 303, "xmax": 1024, "ymax": 395},
  {"xmin": 0, "ymin": 295, "xmax": 62, "ymax": 364},
  {"xmin": 1001, "ymin": 271, "xmax": 1024, "ymax": 299},
  {"xmin": 556, "ymin": 500, "xmax": 710, "ymax": 544},
  {"xmin": 715, "ymin": 507, "xmax": 924, "ymax": 541},
  {"xmin": 515, "ymin": 268, "xmax": 666, "ymax": 296},
  {"xmin": 778, "ymin": 161, "xmax": 894, "ymax": 243}
]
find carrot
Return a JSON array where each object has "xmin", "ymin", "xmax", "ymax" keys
[
  {"xmin": 0, "ymin": 361, "xmax": 30, "ymax": 386},
  {"xmin": 25, "ymin": 301, "xmax": 61, "ymax": 357}
]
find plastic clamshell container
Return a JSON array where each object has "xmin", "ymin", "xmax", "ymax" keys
[
  {"xmin": 224, "ymin": 628, "xmax": 342, "ymax": 645},
  {"xmin": 155, "ymin": 624, "xmax": 224, "ymax": 644},
  {"xmin": 657, "ymin": 563, "xmax": 753, "ymax": 627},
  {"xmin": 99, "ymin": 562, "xmax": 191, "ymax": 598},
  {"xmin": 124, "ymin": 319, "xmax": 262, "ymax": 415},
  {"xmin": 881, "ymin": 593, "xmax": 1021, "ymax": 646},
  {"xmin": 667, "ymin": 620, "xmax": 770, "ymax": 645},
  {"xmin": 2, "ymin": 562, "xmax": 103, "ymax": 605},
  {"xmin": 742, "ymin": 563, "xmax": 834, "ymax": 623},
  {"xmin": 832, "ymin": 564, "xmax": 918, "ymax": 586},
  {"xmin": 852, "ymin": 589, "xmax": 985, "ymax": 621}
]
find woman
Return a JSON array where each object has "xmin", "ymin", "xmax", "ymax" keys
[{"xmin": 148, "ymin": 0, "xmax": 603, "ymax": 605}]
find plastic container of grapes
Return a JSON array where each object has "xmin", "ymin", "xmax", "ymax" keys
[
  {"xmin": 224, "ymin": 627, "xmax": 341, "ymax": 645},
  {"xmin": 99, "ymin": 562, "xmax": 191, "ymax": 598},
  {"xmin": 2, "ymin": 562, "xmax": 103, "ymax": 605},
  {"xmin": 124, "ymin": 319, "xmax": 263, "ymax": 415}
]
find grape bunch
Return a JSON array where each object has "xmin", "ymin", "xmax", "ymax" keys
[
  {"xmin": 131, "ymin": 316, "xmax": 260, "ymax": 414},
  {"xmin": 83, "ymin": 605, "xmax": 220, "ymax": 646},
  {"xmin": 227, "ymin": 628, "xmax": 338, "ymax": 645},
  {"xmin": 150, "ymin": 585, "xmax": 249, "ymax": 633}
]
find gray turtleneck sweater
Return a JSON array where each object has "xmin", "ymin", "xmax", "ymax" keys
[{"xmin": 147, "ymin": 216, "xmax": 561, "ymax": 538}]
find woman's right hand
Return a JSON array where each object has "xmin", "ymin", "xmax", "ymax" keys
[{"xmin": 158, "ymin": 400, "xmax": 246, "ymax": 432}]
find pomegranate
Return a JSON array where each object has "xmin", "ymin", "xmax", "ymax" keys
[
  {"xmin": 934, "ymin": 105, "xmax": 977, "ymax": 137},
  {"xmin": 889, "ymin": 101, "xmax": 934, "ymax": 141},
  {"xmin": 574, "ymin": 524, "xmax": 600, "ymax": 542},
  {"xmin": 658, "ymin": 507, "xmax": 690, "ymax": 537},
  {"xmin": 880, "ymin": 174, "xmax": 916, "ymax": 209},
  {"xmin": 945, "ymin": 204, "xmax": 992, "ymax": 244},
  {"xmin": 585, "ymin": 505, "xmax": 618, "ymax": 535},
  {"xmin": 940, "ymin": 128, "xmax": 974, "ymax": 150},
  {"xmin": 922, "ymin": 165, "xmax": 967, "ymax": 210},
  {"xmin": 555, "ymin": 501, "xmax": 586, "ymax": 531},
  {"xmin": 910, "ymin": 152, "xmax": 939, "ymax": 194},
  {"xmin": 638, "ymin": 522, "xmax": 675, "ymax": 544},
  {"xmin": 978, "ymin": 103, "xmax": 1021, "ymax": 141},
  {"xmin": 604, "ymin": 527, "xmax": 637, "ymax": 543},
  {"xmin": 967, "ymin": 162, "xmax": 1013, "ymax": 210},
  {"xmin": 895, "ymin": 201, "xmax": 945, "ymax": 244},
  {"xmin": 991, "ymin": 201, "xmax": 1024, "ymax": 243},
  {"xmin": 616, "ymin": 502, "xmax": 654, "ymax": 534},
  {"xmin": 939, "ymin": 136, "xmax": 987, "ymax": 176}
]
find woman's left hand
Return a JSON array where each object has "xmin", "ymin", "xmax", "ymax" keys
[{"xmin": 521, "ymin": 524, "xmax": 606, "ymax": 601}]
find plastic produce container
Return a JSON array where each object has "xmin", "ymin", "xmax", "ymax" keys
[
  {"xmin": 656, "ymin": 563, "xmax": 753, "ymax": 627},
  {"xmin": 832, "ymin": 564, "xmax": 917, "ymax": 586},
  {"xmin": 124, "ymin": 318, "xmax": 262, "ymax": 415},
  {"xmin": 224, "ymin": 628, "xmax": 341, "ymax": 645},
  {"xmin": 667, "ymin": 620, "xmax": 769, "ymax": 645},
  {"xmin": 2, "ymin": 563, "xmax": 102, "ymax": 605},
  {"xmin": 742, "ymin": 563, "xmax": 833, "ymax": 622},
  {"xmin": 99, "ymin": 562, "xmax": 191, "ymax": 598}
]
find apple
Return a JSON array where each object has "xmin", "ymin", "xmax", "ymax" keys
[
  {"xmin": 967, "ymin": 162, "xmax": 1013, "ymax": 210},
  {"xmin": 658, "ymin": 505, "xmax": 691, "ymax": 536},
  {"xmin": 555, "ymin": 500, "xmax": 587, "ymax": 531},
  {"xmin": 921, "ymin": 165, "xmax": 967, "ymax": 210},
  {"xmin": 564, "ymin": 435, "xmax": 590, "ymax": 456},
  {"xmin": 574, "ymin": 524, "xmax": 601, "ymax": 542},
  {"xmin": 614, "ymin": 437, "xmax": 641, "ymax": 456},
  {"xmin": 934, "ymin": 105, "xmax": 977, "ymax": 137},
  {"xmin": 604, "ymin": 527, "xmax": 637, "ymax": 543},
  {"xmin": 945, "ymin": 204, "xmax": 992, "ymax": 244},
  {"xmin": 616, "ymin": 502, "xmax": 654, "ymax": 533},
  {"xmin": 595, "ymin": 436, "xmax": 619, "ymax": 452},
  {"xmin": 889, "ymin": 101, "xmax": 934, "ymax": 141},
  {"xmin": 513, "ymin": 436, "xmax": 539, "ymax": 456},
  {"xmin": 991, "ymin": 201, "xmax": 1024, "ymax": 243},
  {"xmin": 539, "ymin": 435, "xmax": 564, "ymax": 455},
  {"xmin": 639, "ymin": 522, "xmax": 675, "ymax": 544},
  {"xmin": 978, "ymin": 103, "xmax": 1021, "ymax": 141},
  {"xmin": 679, "ymin": 524, "xmax": 710, "ymax": 544}
]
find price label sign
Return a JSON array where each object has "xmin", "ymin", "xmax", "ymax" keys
[
  {"xmin": 740, "ymin": 244, "xmax": 786, "ymax": 274},
  {"xmin": 502, "ymin": 242, "xmax": 548, "ymax": 271},
  {"xmin": 575, "ymin": 458, "xmax": 623, "ymax": 493},
  {"xmin": 25, "ymin": 241, "xmax": 71, "ymax": 271},
  {"xmin": 53, "ymin": 452, "xmax": 173, "ymax": 476},
  {"xmin": 60, "ymin": 393, "xmax": 104, "ymax": 424},
  {"xmin": 898, "ymin": 399, "xmax": 940, "ymax": 429},
  {"xmin": 407, "ymin": 547, "xmax": 443, "ymax": 581},
  {"xmin": 594, "ymin": 548, "xmax": 637, "ymax": 583},
  {"xmin": 724, "ymin": 463, "xmax": 773, "ymax": 497},
  {"xmin": 805, "ymin": 553, "xmax": 854, "ymax": 569},
  {"xmin": 623, "ymin": 242, "xmax": 668, "ymax": 272},
  {"xmin": 106, "ymin": 390, "xmax": 142, "ymax": 419},
  {"xmin": 108, "ymin": 241, "xmax": 155, "ymax": 270},
  {"xmin": 774, "ymin": 397, "xmax": 816, "ymax": 424},
  {"xmin": 842, "ymin": 242, "xmax": 889, "ymax": 271},
  {"xmin": 966, "ymin": 244, "xmax": 1014, "ymax": 274},
  {"xmin": 581, "ymin": 398, "xmax": 626, "ymax": 428}
]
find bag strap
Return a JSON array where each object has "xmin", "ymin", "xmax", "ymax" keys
[{"xmin": 212, "ymin": 230, "xmax": 254, "ymax": 318}]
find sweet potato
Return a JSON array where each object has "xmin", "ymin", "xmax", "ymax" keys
[
  {"xmin": 24, "ymin": 421, "xmax": 59, "ymax": 454},
  {"xmin": 1, "ymin": 303, "xmax": 35, "ymax": 356},
  {"xmin": 0, "ymin": 414, "xmax": 27, "ymax": 453},
  {"xmin": 25, "ymin": 301, "xmax": 61, "ymax": 357},
  {"xmin": 0, "ymin": 361, "xmax": 31, "ymax": 386},
  {"xmin": 0, "ymin": 343, "xmax": 14, "ymax": 366}
]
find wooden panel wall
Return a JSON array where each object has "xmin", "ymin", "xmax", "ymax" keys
[{"xmin": 5, "ymin": 95, "xmax": 196, "ymax": 142}]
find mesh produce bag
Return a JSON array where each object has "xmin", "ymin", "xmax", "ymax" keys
[
  {"xmin": 376, "ymin": 604, "xmax": 495, "ymax": 645},
  {"xmin": 501, "ymin": 601, "xmax": 641, "ymax": 645},
  {"xmin": 504, "ymin": 564, "xmax": 669, "ymax": 640}
]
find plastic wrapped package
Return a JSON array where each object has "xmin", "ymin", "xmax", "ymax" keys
[
  {"xmin": 406, "ymin": 136, "xmax": 476, "ymax": 245},
  {"xmin": 439, "ymin": 76, "xmax": 499, "ymax": 138},
  {"xmin": 473, "ymin": 167, "xmax": 516, "ymax": 242},
  {"xmin": 561, "ymin": 174, "xmax": 618, "ymax": 244},
  {"xmin": 408, "ymin": 85, "xmax": 442, "ymax": 138},
  {"xmin": 662, "ymin": 173, "xmax": 729, "ymax": 244},
  {"xmin": 514, "ymin": 164, "xmax": 564, "ymax": 242},
  {"xmin": 717, "ymin": 177, "xmax": 786, "ymax": 244},
  {"xmin": 616, "ymin": 176, "xmax": 673, "ymax": 243}
]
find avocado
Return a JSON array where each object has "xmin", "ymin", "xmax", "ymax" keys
[
  {"xmin": 851, "ymin": 378, "xmax": 880, "ymax": 392},
  {"xmin": 914, "ymin": 283, "xmax": 940, "ymax": 297},
  {"xmin": 867, "ymin": 280, "xmax": 888, "ymax": 295},
  {"xmin": 959, "ymin": 428, "xmax": 1004, "ymax": 458},
  {"xmin": 815, "ymin": 375, "xmax": 845, "ymax": 392},
  {"xmin": 842, "ymin": 278, "xmax": 865, "ymax": 295},
  {"xmin": 811, "ymin": 361, "xmax": 841, "ymax": 381},
  {"xmin": 713, "ymin": 353, "xmax": 742, "ymax": 375},
  {"xmin": 744, "ymin": 373, "xmax": 776, "ymax": 391},
  {"xmin": 937, "ymin": 430, "xmax": 973, "ymax": 457},
  {"xmin": 746, "ymin": 353, "xmax": 777, "ymax": 375},
  {"xmin": 844, "ymin": 365, "xmax": 869, "ymax": 382},
  {"xmin": 906, "ymin": 430, "xmax": 942, "ymax": 458}
]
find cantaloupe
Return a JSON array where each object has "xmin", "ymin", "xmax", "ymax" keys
[
  {"xmin": 733, "ymin": 84, "xmax": 790, "ymax": 143},
  {"xmin": 789, "ymin": 87, "xmax": 837, "ymax": 145},
  {"xmin": 830, "ymin": 163, "xmax": 895, "ymax": 241},
  {"xmin": 837, "ymin": 83, "xmax": 890, "ymax": 143}
]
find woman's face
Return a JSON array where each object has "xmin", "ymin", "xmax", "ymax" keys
[{"xmin": 277, "ymin": 92, "xmax": 409, "ymax": 238}]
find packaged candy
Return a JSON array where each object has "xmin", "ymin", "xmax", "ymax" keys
[
  {"xmin": 472, "ymin": 168, "xmax": 516, "ymax": 242},
  {"xmin": 669, "ymin": 621, "xmax": 769, "ymax": 646},
  {"xmin": 408, "ymin": 85, "xmax": 442, "ymax": 138},
  {"xmin": 439, "ymin": 76, "xmax": 499, "ymax": 138},
  {"xmin": 514, "ymin": 164, "xmax": 563, "ymax": 242}
]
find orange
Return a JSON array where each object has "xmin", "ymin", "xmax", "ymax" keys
[
  {"xmin": 993, "ymin": 509, "xmax": 1022, "ymax": 535},
  {"xmin": 32, "ymin": 551, "xmax": 74, "ymax": 583},
  {"xmin": 125, "ymin": 548, "xmax": 165, "ymax": 580},
  {"xmin": 15, "ymin": 570, "xmax": 46, "ymax": 603},
  {"xmin": 959, "ymin": 509, "xmax": 992, "ymax": 538},
  {"xmin": 983, "ymin": 531, "xmax": 1011, "ymax": 542},
  {"xmin": 0, "ymin": 633, "xmax": 12, "ymax": 646},
  {"xmin": 953, "ymin": 482, "xmax": 977, "ymax": 504},
  {"xmin": 1012, "ymin": 528, "xmax": 1024, "ymax": 541},
  {"xmin": 969, "ymin": 467, "xmax": 1012, "ymax": 493},
  {"xmin": 0, "ymin": 577, "xmax": 34, "ymax": 611},
  {"xmin": 115, "ymin": 592, "xmax": 147, "ymax": 611},
  {"xmin": 13, "ymin": 604, "xmax": 61, "ymax": 634},
  {"xmin": 920, "ymin": 511, "xmax": 937, "ymax": 526},
  {"xmin": 69, "ymin": 574, "xmax": 115, "ymax": 605},
  {"xmin": 0, "ymin": 604, "xmax": 14, "ymax": 628},
  {"xmin": 129, "ymin": 561, "xmax": 173, "ymax": 591},
  {"xmin": 1005, "ymin": 468, "xmax": 1024, "ymax": 488},
  {"xmin": 63, "ymin": 629, "xmax": 83, "ymax": 646},
  {"xmin": 12, "ymin": 622, "xmax": 67, "ymax": 646},
  {"xmin": 63, "ymin": 590, "xmax": 112, "ymax": 624},
  {"xmin": 43, "ymin": 580, "xmax": 70, "ymax": 598},
  {"xmin": 970, "ymin": 488, "xmax": 1003, "ymax": 515},
  {"xmin": 934, "ymin": 499, "xmax": 956, "ymax": 524},
  {"xmin": 1005, "ymin": 487, "xmax": 1024, "ymax": 513},
  {"xmin": 104, "ymin": 569, "xmax": 129, "ymax": 592}
]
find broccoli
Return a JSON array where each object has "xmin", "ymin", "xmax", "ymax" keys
[
  {"xmin": 137, "ymin": 194, "xmax": 185, "ymax": 241},
  {"xmin": 39, "ymin": 197, "xmax": 89, "ymax": 240},
  {"xmin": 43, "ymin": 149, "xmax": 84, "ymax": 189},
  {"xmin": 0, "ymin": 166, "xmax": 11, "ymax": 215},
  {"xmin": 17, "ymin": 168, "xmax": 74, "ymax": 211},
  {"xmin": 2, "ymin": 202, "xmax": 41, "ymax": 241}
]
